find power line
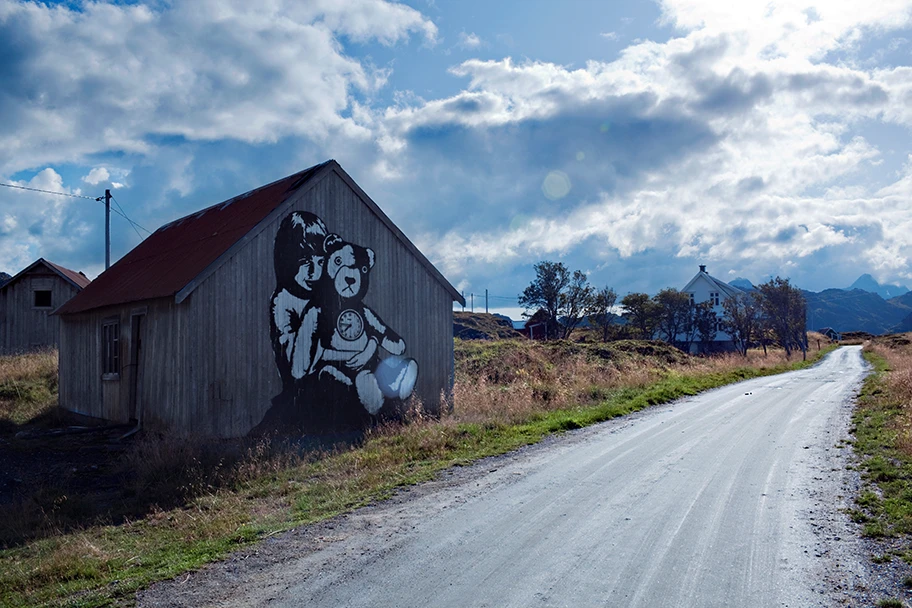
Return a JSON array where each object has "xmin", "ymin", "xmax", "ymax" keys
[
  {"xmin": 2, "ymin": 180, "xmax": 151, "ymax": 239},
  {"xmin": 111, "ymin": 195, "xmax": 151, "ymax": 237},
  {"xmin": 0, "ymin": 181, "xmax": 101, "ymax": 200}
]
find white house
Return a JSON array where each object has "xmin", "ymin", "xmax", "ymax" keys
[{"xmin": 680, "ymin": 265, "xmax": 744, "ymax": 353}]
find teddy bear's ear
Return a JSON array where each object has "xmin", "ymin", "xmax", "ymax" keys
[
  {"xmin": 366, "ymin": 248, "xmax": 375, "ymax": 269},
  {"xmin": 323, "ymin": 233, "xmax": 342, "ymax": 253}
]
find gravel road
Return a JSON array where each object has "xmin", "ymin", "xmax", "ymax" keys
[{"xmin": 140, "ymin": 346, "xmax": 893, "ymax": 607}]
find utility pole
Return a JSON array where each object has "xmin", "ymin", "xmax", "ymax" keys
[
  {"xmin": 104, "ymin": 189, "xmax": 111, "ymax": 270},
  {"xmin": 485, "ymin": 289, "xmax": 488, "ymax": 314},
  {"xmin": 471, "ymin": 293, "xmax": 474, "ymax": 313}
]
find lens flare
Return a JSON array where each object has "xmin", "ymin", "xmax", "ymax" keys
[{"xmin": 542, "ymin": 170, "xmax": 571, "ymax": 200}]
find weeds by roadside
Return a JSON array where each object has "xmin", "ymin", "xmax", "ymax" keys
[{"xmin": 852, "ymin": 335, "xmax": 912, "ymax": 560}]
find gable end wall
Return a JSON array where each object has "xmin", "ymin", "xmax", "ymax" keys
[
  {"xmin": 178, "ymin": 170, "xmax": 454, "ymax": 437},
  {"xmin": 0, "ymin": 270, "xmax": 80, "ymax": 355}
]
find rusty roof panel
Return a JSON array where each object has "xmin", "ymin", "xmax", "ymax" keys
[
  {"xmin": 56, "ymin": 162, "xmax": 327, "ymax": 315},
  {"xmin": 45, "ymin": 260, "xmax": 91, "ymax": 289}
]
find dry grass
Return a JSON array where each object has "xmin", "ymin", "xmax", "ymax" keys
[
  {"xmin": 866, "ymin": 337, "xmax": 912, "ymax": 457},
  {"xmin": 851, "ymin": 334, "xmax": 912, "ymax": 543},
  {"xmin": 0, "ymin": 349, "xmax": 58, "ymax": 426},
  {"xmin": 450, "ymin": 339, "xmax": 799, "ymax": 425}
]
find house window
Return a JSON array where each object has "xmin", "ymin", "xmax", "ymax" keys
[
  {"xmin": 102, "ymin": 319, "xmax": 120, "ymax": 377},
  {"xmin": 33, "ymin": 290, "xmax": 52, "ymax": 308},
  {"xmin": 710, "ymin": 291, "xmax": 720, "ymax": 306},
  {"xmin": 689, "ymin": 293, "xmax": 695, "ymax": 305}
]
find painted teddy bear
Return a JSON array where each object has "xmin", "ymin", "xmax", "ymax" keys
[{"xmin": 311, "ymin": 234, "xmax": 419, "ymax": 415}]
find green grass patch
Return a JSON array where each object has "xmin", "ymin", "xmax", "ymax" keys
[
  {"xmin": 851, "ymin": 347, "xmax": 912, "ymax": 541},
  {"xmin": 0, "ymin": 345, "xmax": 835, "ymax": 607}
]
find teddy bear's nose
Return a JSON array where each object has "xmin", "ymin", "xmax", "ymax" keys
[{"xmin": 345, "ymin": 276, "xmax": 356, "ymax": 286}]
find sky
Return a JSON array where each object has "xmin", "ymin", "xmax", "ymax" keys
[{"xmin": 2, "ymin": 0, "xmax": 912, "ymax": 319}]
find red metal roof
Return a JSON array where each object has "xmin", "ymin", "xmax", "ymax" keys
[
  {"xmin": 45, "ymin": 260, "xmax": 91, "ymax": 289},
  {"xmin": 56, "ymin": 162, "xmax": 328, "ymax": 315}
]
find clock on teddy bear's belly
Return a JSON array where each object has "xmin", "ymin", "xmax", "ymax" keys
[{"xmin": 337, "ymin": 309, "xmax": 365, "ymax": 341}]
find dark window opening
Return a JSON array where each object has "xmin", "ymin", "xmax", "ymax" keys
[
  {"xmin": 34, "ymin": 290, "xmax": 52, "ymax": 308},
  {"xmin": 102, "ymin": 320, "xmax": 120, "ymax": 376}
]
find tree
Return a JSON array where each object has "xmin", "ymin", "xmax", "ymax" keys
[
  {"xmin": 693, "ymin": 301, "xmax": 718, "ymax": 350},
  {"xmin": 621, "ymin": 292, "xmax": 659, "ymax": 339},
  {"xmin": 756, "ymin": 277, "xmax": 808, "ymax": 359},
  {"xmin": 518, "ymin": 261, "xmax": 569, "ymax": 339},
  {"xmin": 518, "ymin": 261, "xmax": 594, "ymax": 340},
  {"xmin": 560, "ymin": 270, "xmax": 594, "ymax": 339},
  {"xmin": 721, "ymin": 292, "xmax": 760, "ymax": 356},
  {"xmin": 653, "ymin": 288, "xmax": 692, "ymax": 347},
  {"xmin": 589, "ymin": 286, "xmax": 618, "ymax": 342}
]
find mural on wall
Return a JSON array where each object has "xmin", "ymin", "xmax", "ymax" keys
[{"xmin": 257, "ymin": 211, "xmax": 418, "ymax": 432}]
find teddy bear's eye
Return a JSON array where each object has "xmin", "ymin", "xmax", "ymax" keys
[{"xmin": 361, "ymin": 266, "xmax": 368, "ymax": 274}]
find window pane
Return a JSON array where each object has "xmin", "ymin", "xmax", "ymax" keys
[
  {"xmin": 102, "ymin": 322, "xmax": 119, "ymax": 374},
  {"xmin": 34, "ymin": 290, "xmax": 52, "ymax": 307}
]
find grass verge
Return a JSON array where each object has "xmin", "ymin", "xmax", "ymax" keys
[
  {"xmin": 1, "ymin": 342, "xmax": 835, "ymax": 607},
  {"xmin": 852, "ymin": 335, "xmax": 912, "ymax": 560}
]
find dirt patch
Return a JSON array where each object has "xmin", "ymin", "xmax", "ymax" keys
[{"xmin": 0, "ymin": 413, "xmax": 133, "ymax": 546}]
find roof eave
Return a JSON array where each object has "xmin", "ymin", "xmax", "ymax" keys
[{"xmin": 1, "ymin": 258, "xmax": 87, "ymax": 293}]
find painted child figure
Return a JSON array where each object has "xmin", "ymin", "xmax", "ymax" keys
[{"xmin": 269, "ymin": 212, "xmax": 330, "ymax": 394}]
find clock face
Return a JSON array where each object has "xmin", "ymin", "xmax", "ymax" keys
[{"xmin": 337, "ymin": 309, "xmax": 364, "ymax": 341}]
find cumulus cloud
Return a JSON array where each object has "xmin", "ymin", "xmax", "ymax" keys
[
  {"xmin": 0, "ymin": 169, "xmax": 93, "ymax": 274},
  {"xmin": 372, "ymin": 1, "xmax": 912, "ymax": 292},
  {"xmin": 0, "ymin": 0, "xmax": 437, "ymax": 174},
  {"xmin": 457, "ymin": 31, "xmax": 483, "ymax": 49},
  {"xmin": 83, "ymin": 168, "xmax": 110, "ymax": 185},
  {"xmin": 4, "ymin": 0, "xmax": 912, "ymax": 297}
]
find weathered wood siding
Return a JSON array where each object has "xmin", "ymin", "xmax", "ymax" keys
[
  {"xmin": 60, "ymin": 168, "xmax": 456, "ymax": 437},
  {"xmin": 0, "ymin": 269, "xmax": 80, "ymax": 355},
  {"xmin": 59, "ymin": 298, "xmax": 190, "ymax": 425},
  {"xmin": 181, "ymin": 168, "xmax": 455, "ymax": 437}
]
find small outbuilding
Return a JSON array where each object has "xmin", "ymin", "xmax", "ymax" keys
[
  {"xmin": 817, "ymin": 327, "xmax": 841, "ymax": 341},
  {"xmin": 0, "ymin": 258, "xmax": 90, "ymax": 355},
  {"xmin": 56, "ymin": 160, "xmax": 465, "ymax": 437},
  {"xmin": 523, "ymin": 309, "xmax": 552, "ymax": 340}
]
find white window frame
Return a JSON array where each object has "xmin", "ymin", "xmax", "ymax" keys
[{"xmin": 102, "ymin": 317, "xmax": 120, "ymax": 380}]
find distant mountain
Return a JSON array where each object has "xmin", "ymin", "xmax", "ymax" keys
[
  {"xmin": 729, "ymin": 278, "xmax": 755, "ymax": 291},
  {"xmin": 896, "ymin": 313, "xmax": 912, "ymax": 333},
  {"xmin": 889, "ymin": 293, "xmax": 912, "ymax": 333},
  {"xmin": 805, "ymin": 288, "xmax": 911, "ymax": 335},
  {"xmin": 847, "ymin": 274, "xmax": 909, "ymax": 300},
  {"xmin": 889, "ymin": 292, "xmax": 912, "ymax": 308},
  {"xmin": 0, "ymin": 271, "xmax": 10, "ymax": 287}
]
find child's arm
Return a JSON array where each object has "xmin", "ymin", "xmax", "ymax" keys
[{"xmin": 289, "ymin": 305, "xmax": 320, "ymax": 379}]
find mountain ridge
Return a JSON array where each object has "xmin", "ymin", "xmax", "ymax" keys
[{"xmin": 846, "ymin": 273, "xmax": 909, "ymax": 299}]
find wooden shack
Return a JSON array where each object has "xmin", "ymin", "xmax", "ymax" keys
[
  {"xmin": 56, "ymin": 160, "xmax": 465, "ymax": 437},
  {"xmin": 0, "ymin": 258, "xmax": 90, "ymax": 355}
]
